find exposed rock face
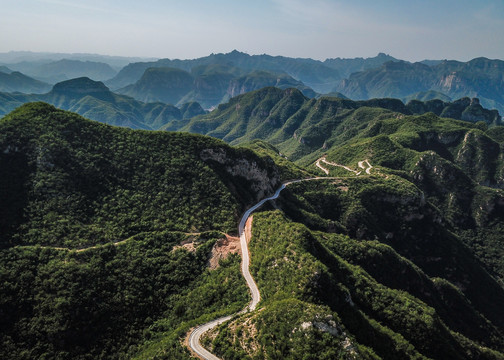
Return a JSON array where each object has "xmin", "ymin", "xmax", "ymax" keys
[
  {"xmin": 200, "ymin": 147, "xmax": 281, "ymax": 201},
  {"xmin": 438, "ymin": 72, "xmax": 466, "ymax": 92},
  {"xmin": 406, "ymin": 97, "xmax": 501, "ymax": 125}
]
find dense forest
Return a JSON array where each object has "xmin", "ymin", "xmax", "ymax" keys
[
  {"xmin": 0, "ymin": 102, "xmax": 287, "ymax": 359},
  {"xmin": 2, "ymin": 98, "xmax": 504, "ymax": 359}
]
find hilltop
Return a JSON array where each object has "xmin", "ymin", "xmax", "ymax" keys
[
  {"xmin": 0, "ymin": 77, "xmax": 205, "ymax": 129},
  {"xmin": 181, "ymin": 87, "xmax": 501, "ymax": 161},
  {"xmin": 0, "ymin": 102, "xmax": 292, "ymax": 359},
  {"xmin": 116, "ymin": 66, "xmax": 316, "ymax": 109},
  {"xmin": 0, "ymin": 71, "xmax": 51, "ymax": 93}
]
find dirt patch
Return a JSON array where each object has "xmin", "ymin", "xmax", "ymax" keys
[
  {"xmin": 245, "ymin": 215, "xmax": 253, "ymax": 244},
  {"xmin": 208, "ymin": 234, "xmax": 241, "ymax": 270},
  {"xmin": 172, "ymin": 236, "xmax": 200, "ymax": 253}
]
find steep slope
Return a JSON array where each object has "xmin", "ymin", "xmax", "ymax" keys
[
  {"xmin": 106, "ymin": 50, "xmax": 340, "ymax": 93},
  {"xmin": 336, "ymin": 57, "xmax": 504, "ymax": 114},
  {"xmin": 0, "ymin": 71, "xmax": 51, "ymax": 93},
  {"xmin": 204, "ymin": 205, "xmax": 504, "ymax": 359},
  {"xmin": 117, "ymin": 67, "xmax": 195, "ymax": 105},
  {"xmin": 0, "ymin": 102, "xmax": 286, "ymax": 248},
  {"xmin": 227, "ymin": 70, "xmax": 316, "ymax": 99},
  {"xmin": 0, "ymin": 103, "xmax": 288, "ymax": 359},
  {"xmin": 335, "ymin": 60, "xmax": 435, "ymax": 99},
  {"xmin": 116, "ymin": 66, "xmax": 316, "ymax": 109},
  {"xmin": 0, "ymin": 77, "xmax": 202, "ymax": 129},
  {"xmin": 182, "ymin": 87, "xmax": 501, "ymax": 161},
  {"xmin": 199, "ymin": 117, "xmax": 504, "ymax": 359}
]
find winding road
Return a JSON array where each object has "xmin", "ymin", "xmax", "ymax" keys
[
  {"xmin": 316, "ymin": 156, "xmax": 373, "ymax": 176},
  {"xmin": 188, "ymin": 177, "xmax": 336, "ymax": 359}
]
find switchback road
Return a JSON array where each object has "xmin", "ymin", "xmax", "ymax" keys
[{"xmin": 188, "ymin": 177, "xmax": 339, "ymax": 359}]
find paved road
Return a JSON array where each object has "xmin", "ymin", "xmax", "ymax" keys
[
  {"xmin": 188, "ymin": 314, "xmax": 234, "ymax": 360},
  {"xmin": 188, "ymin": 177, "xmax": 339, "ymax": 359}
]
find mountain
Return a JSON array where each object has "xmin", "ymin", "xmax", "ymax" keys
[
  {"xmin": 0, "ymin": 65, "xmax": 12, "ymax": 73},
  {"xmin": 0, "ymin": 51, "xmax": 157, "ymax": 71},
  {"xmin": 335, "ymin": 60, "xmax": 435, "ymax": 99},
  {"xmin": 0, "ymin": 71, "xmax": 52, "ymax": 93},
  {"xmin": 403, "ymin": 90, "xmax": 452, "ymax": 103},
  {"xmin": 0, "ymin": 77, "xmax": 205, "ymax": 129},
  {"xmin": 117, "ymin": 67, "xmax": 196, "ymax": 105},
  {"xmin": 227, "ymin": 70, "xmax": 316, "ymax": 99},
  {"xmin": 106, "ymin": 50, "xmax": 342, "ymax": 93},
  {"xmin": 335, "ymin": 57, "xmax": 504, "ymax": 114},
  {"xmin": 181, "ymin": 87, "xmax": 502, "ymax": 161},
  {"xmin": 0, "ymin": 102, "xmax": 286, "ymax": 359},
  {"xmin": 323, "ymin": 52, "xmax": 398, "ymax": 78},
  {"xmin": 107, "ymin": 51, "xmax": 504, "ymax": 110},
  {"xmin": 2, "ymin": 99, "xmax": 504, "ymax": 359},
  {"xmin": 179, "ymin": 101, "xmax": 206, "ymax": 122},
  {"xmin": 21, "ymin": 59, "xmax": 118, "ymax": 83},
  {"xmin": 116, "ymin": 66, "xmax": 316, "ymax": 109},
  {"xmin": 194, "ymin": 100, "xmax": 504, "ymax": 360}
]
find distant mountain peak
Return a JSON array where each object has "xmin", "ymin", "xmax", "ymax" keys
[{"xmin": 51, "ymin": 77, "xmax": 110, "ymax": 95}]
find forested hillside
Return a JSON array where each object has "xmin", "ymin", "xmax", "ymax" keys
[
  {"xmin": 200, "ymin": 106, "xmax": 504, "ymax": 359},
  {"xmin": 116, "ymin": 66, "xmax": 315, "ymax": 109},
  {"xmin": 0, "ymin": 78, "xmax": 206, "ymax": 129},
  {"xmin": 0, "ymin": 103, "xmax": 288, "ymax": 359},
  {"xmin": 2, "ymin": 96, "xmax": 504, "ymax": 359},
  {"xmin": 182, "ymin": 87, "xmax": 501, "ymax": 162}
]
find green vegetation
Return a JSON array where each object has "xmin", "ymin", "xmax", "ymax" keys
[
  {"xmin": 181, "ymin": 87, "xmax": 501, "ymax": 164},
  {"xmin": 0, "ymin": 103, "xmax": 296, "ymax": 359},
  {"xmin": 116, "ymin": 66, "xmax": 315, "ymax": 110},
  {"xmin": 205, "ymin": 202, "xmax": 504, "ymax": 359},
  {"xmin": 0, "ymin": 71, "xmax": 51, "ymax": 94},
  {"xmin": 193, "ymin": 92, "xmax": 504, "ymax": 358},
  {"xmin": 0, "ymin": 231, "xmax": 247, "ymax": 359},
  {"xmin": 2, "ymin": 92, "xmax": 504, "ymax": 359},
  {"xmin": 0, "ymin": 102, "xmax": 286, "ymax": 248},
  {"xmin": 0, "ymin": 77, "xmax": 205, "ymax": 129}
]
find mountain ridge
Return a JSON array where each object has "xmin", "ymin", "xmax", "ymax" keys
[
  {"xmin": 0, "ymin": 77, "xmax": 205, "ymax": 129},
  {"xmin": 1, "ymin": 102, "xmax": 504, "ymax": 359},
  {"xmin": 180, "ymin": 87, "xmax": 501, "ymax": 163},
  {"xmin": 335, "ymin": 57, "xmax": 504, "ymax": 114},
  {"xmin": 0, "ymin": 71, "xmax": 52, "ymax": 94}
]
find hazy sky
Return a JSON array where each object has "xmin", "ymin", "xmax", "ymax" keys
[{"xmin": 1, "ymin": 0, "xmax": 504, "ymax": 61}]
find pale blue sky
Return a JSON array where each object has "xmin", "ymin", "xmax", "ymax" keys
[{"xmin": 1, "ymin": 0, "xmax": 503, "ymax": 61}]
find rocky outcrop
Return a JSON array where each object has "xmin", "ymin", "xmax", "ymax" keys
[
  {"xmin": 406, "ymin": 97, "xmax": 502, "ymax": 125},
  {"xmin": 200, "ymin": 147, "xmax": 281, "ymax": 201}
]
